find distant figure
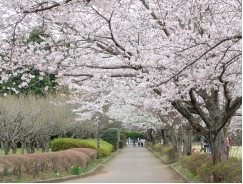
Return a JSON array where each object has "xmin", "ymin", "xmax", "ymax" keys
[
  {"xmin": 203, "ymin": 138, "xmax": 207, "ymax": 153},
  {"xmin": 227, "ymin": 137, "xmax": 230, "ymax": 156},
  {"xmin": 141, "ymin": 140, "xmax": 144, "ymax": 147},
  {"xmin": 206, "ymin": 139, "xmax": 211, "ymax": 153},
  {"xmin": 133, "ymin": 138, "xmax": 136, "ymax": 147},
  {"xmin": 138, "ymin": 140, "xmax": 141, "ymax": 147}
]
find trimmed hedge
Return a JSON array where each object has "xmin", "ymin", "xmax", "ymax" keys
[
  {"xmin": 180, "ymin": 153, "xmax": 242, "ymax": 183},
  {"xmin": 153, "ymin": 143, "xmax": 178, "ymax": 161},
  {"xmin": 50, "ymin": 138, "xmax": 114, "ymax": 157},
  {"xmin": 101, "ymin": 128, "xmax": 119, "ymax": 151},
  {"xmin": 0, "ymin": 148, "xmax": 96, "ymax": 179}
]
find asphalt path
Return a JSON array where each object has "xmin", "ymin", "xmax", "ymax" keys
[{"xmin": 64, "ymin": 144, "xmax": 185, "ymax": 183}]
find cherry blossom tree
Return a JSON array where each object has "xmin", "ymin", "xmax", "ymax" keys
[{"xmin": 0, "ymin": 1, "xmax": 241, "ymax": 181}]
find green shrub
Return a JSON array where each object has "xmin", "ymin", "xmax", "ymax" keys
[
  {"xmin": 145, "ymin": 142, "xmax": 153, "ymax": 149},
  {"xmin": 153, "ymin": 143, "xmax": 163, "ymax": 152},
  {"xmin": 50, "ymin": 138, "xmax": 113, "ymax": 157},
  {"xmin": 212, "ymin": 157, "xmax": 242, "ymax": 183},
  {"xmin": 121, "ymin": 130, "xmax": 144, "ymax": 139},
  {"xmin": 101, "ymin": 128, "xmax": 119, "ymax": 151},
  {"xmin": 180, "ymin": 153, "xmax": 212, "ymax": 176},
  {"xmin": 70, "ymin": 166, "xmax": 81, "ymax": 175},
  {"xmin": 180, "ymin": 153, "xmax": 242, "ymax": 183}
]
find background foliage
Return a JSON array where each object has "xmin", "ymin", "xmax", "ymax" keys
[{"xmin": 101, "ymin": 128, "xmax": 119, "ymax": 151}]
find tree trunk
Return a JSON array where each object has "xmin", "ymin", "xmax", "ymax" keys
[
  {"xmin": 210, "ymin": 129, "xmax": 228, "ymax": 163},
  {"xmin": 31, "ymin": 142, "xmax": 35, "ymax": 153},
  {"xmin": 176, "ymin": 126, "xmax": 183, "ymax": 156},
  {"xmin": 21, "ymin": 142, "xmax": 25, "ymax": 154},
  {"xmin": 182, "ymin": 127, "xmax": 192, "ymax": 156},
  {"xmin": 42, "ymin": 143, "xmax": 46, "ymax": 153},
  {"xmin": 36, "ymin": 142, "xmax": 40, "ymax": 151},
  {"xmin": 12, "ymin": 143, "xmax": 17, "ymax": 154},
  {"xmin": 147, "ymin": 128, "xmax": 154, "ymax": 144},
  {"xmin": 170, "ymin": 128, "xmax": 178, "ymax": 153},
  {"xmin": 45, "ymin": 137, "xmax": 50, "ymax": 152},
  {"xmin": 3, "ymin": 142, "xmax": 11, "ymax": 155},
  {"xmin": 209, "ymin": 129, "xmax": 228, "ymax": 182},
  {"xmin": 161, "ymin": 129, "xmax": 169, "ymax": 146},
  {"xmin": 1, "ymin": 141, "xmax": 3, "ymax": 150},
  {"xmin": 25, "ymin": 142, "xmax": 31, "ymax": 154}
]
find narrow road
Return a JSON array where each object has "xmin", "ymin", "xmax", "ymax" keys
[{"xmin": 65, "ymin": 145, "xmax": 184, "ymax": 183}]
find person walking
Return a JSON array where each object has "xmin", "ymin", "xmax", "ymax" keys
[
  {"xmin": 203, "ymin": 138, "xmax": 207, "ymax": 153},
  {"xmin": 141, "ymin": 140, "xmax": 144, "ymax": 147},
  {"xmin": 133, "ymin": 138, "xmax": 136, "ymax": 147},
  {"xmin": 227, "ymin": 137, "xmax": 230, "ymax": 156},
  {"xmin": 206, "ymin": 139, "xmax": 211, "ymax": 153},
  {"xmin": 138, "ymin": 139, "xmax": 141, "ymax": 147}
]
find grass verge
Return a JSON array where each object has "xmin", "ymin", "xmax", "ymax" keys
[{"xmin": 171, "ymin": 161, "xmax": 200, "ymax": 183}]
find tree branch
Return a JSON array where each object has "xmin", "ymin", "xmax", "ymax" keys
[
  {"xmin": 189, "ymin": 89, "xmax": 212, "ymax": 128},
  {"xmin": 153, "ymin": 34, "xmax": 242, "ymax": 87},
  {"xmin": 171, "ymin": 100, "xmax": 209, "ymax": 137},
  {"xmin": 23, "ymin": 0, "xmax": 73, "ymax": 14},
  {"xmin": 217, "ymin": 96, "xmax": 242, "ymax": 132},
  {"xmin": 139, "ymin": 0, "xmax": 170, "ymax": 36}
]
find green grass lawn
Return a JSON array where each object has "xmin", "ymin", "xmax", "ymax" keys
[
  {"xmin": 0, "ymin": 148, "xmax": 52, "ymax": 156},
  {"xmin": 192, "ymin": 144, "xmax": 242, "ymax": 158}
]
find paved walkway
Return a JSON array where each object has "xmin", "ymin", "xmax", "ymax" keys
[{"xmin": 64, "ymin": 145, "xmax": 184, "ymax": 183}]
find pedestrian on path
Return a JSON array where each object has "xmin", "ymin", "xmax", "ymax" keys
[
  {"xmin": 138, "ymin": 139, "xmax": 141, "ymax": 147},
  {"xmin": 227, "ymin": 137, "xmax": 230, "ymax": 156},
  {"xmin": 141, "ymin": 140, "xmax": 144, "ymax": 147},
  {"xmin": 206, "ymin": 139, "xmax": 211, "ymax": 153},
  {"xmin": 133, "ymin": 138, "xmax": 136, "ymax": 147}
]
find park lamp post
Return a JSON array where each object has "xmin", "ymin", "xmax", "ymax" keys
[{"xmin": 97, "ymin": 116, "xmax": 100, "ymax": 159}]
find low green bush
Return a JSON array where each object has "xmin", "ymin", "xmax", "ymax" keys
[
  {"xmin": 180, "ymin": 153, "xmax": 242, "ymax": 183},
  {"xmin": 152, "ymin": 144, "xmax": 178, "ymax": 161},
  {"xmin": 145, "ymin": 142, "xmax": 153, "ymax": 149},
  {"xmin": 153, "ymin": 143, "xmax": 163, "ymax": 152},
  {"xmin": 180, "ymin": 152, "xmax": 212, "ymax": 176},
  {"xmin": 50, "ymin": 138, "xmax": 114, "ymax": 157}
]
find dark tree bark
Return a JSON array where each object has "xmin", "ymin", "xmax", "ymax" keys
[
  {"xmin": 182, "ymin": 124, "xmax": 192, "ymax": 156},
  {"xmin": 172, "ymin": 88, "xmax": 242, "ymax": 182},
  {"xmin": 12, "ymin": 143, "xmax": 17, "ymax": 154},
  {"xmin": 25, "ymin": 142, "xmax": 31, "ymax": 154},
  {"xmin": 31, "ymin": 142, "xmax": 35, "ymax": 153},
  {"xmin": 3, "ymin": 141, "xmax": 11, "ymax": 155},
  {"xmin": 176, "ymin": 126, "xmax": 183, "ymax": 156},
  {"xmin": 21, "ymin": 142, "xmax": 25, "ymax": 154},
  {"xmin": 45, "ymin": 137, "xmax": 50, "ymax": 152},
  {"xmin": 42, "ymin": 143, "xmax": 46, "ymax": 153},
  {"xmin": 36, "ymin": 142, "xmax": 40, "ymax": 151},
  {"xmin": 161, "ymin": 128, "xmax": 169, "ymax": 146},
  {"xmin": 1, "ymin": 141, "xmax": 3, "ymax": 150},
  {"xmin": 147, "ymin": 128, "xmax": 155, "ymax": 145},
  {"xmin": 170, "ymin": 128, "xmax": 178, "ymax": 153}
]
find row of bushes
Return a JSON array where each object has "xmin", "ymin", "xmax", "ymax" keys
[
  {"xmin": 148, "ymin": 142, "xmax": 242, "ymax": 183},
  {"xmin": 50, "ymin": 138, "xmax": 114, "ymax": 157},
  {"xmin": 0, "ymin": 148, "xmax": 97, "ymax": 179},
  {"xmin": 152, "ymin": 143, "xmax": 178, "ymax": 161},
  {"xmin": 180, "ymin": 153, "xmax": 242, "ymax": 183}
]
